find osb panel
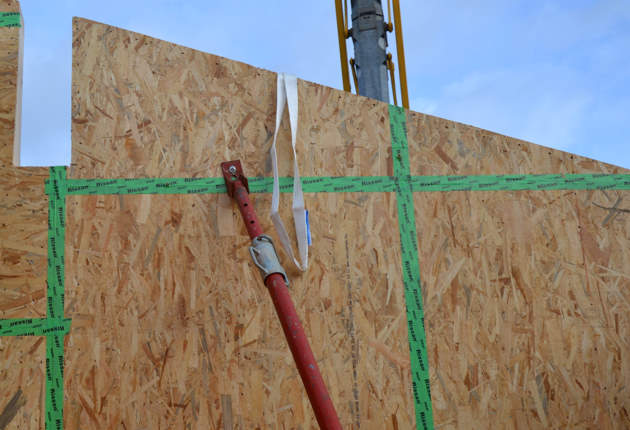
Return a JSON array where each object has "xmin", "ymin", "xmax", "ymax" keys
[
  {"xmin": 406, "ymin": 111, "xmax": 630, "ymax": 176},
  {"xmin": 70, "ymin": 18, "xmax": 391, "ymax": 180},
  {"xmin": 64, "ymin": 192, "xmax": 414, "ymax": 429},
  {"xmin": 68, "ymin": 20, "xmax": 408, "ymax": 427},
  {"xmin": 63, "ymin": 15, "xmax": 630, "ymax": 430},
  {"xmin": 0, "ymin": 0, "xmax": 20, "ymax": 13},
  {"xmin": 416, "ymin": 189, "xmax": 630, "ymax": 429},
  {"xmin": 0, "ymin": 336, "xmax": 46, "ymax": 429},
  {"xmin": 0, "ymin": 4, "xmax": 52, "ymax": 428},
  {"xmin": 0, "ymin": 167, "xmax": 48, "ymax": 319},
  {"xmin": 0, "ymin": 0, "xmax": 48, "ymax": 320}
]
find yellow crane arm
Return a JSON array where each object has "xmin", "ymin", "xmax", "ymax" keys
[
  {"xmin": 392, "ymin": 0, "xmax": 409, "ymax": 108},
  {"xmin": 334, "ymin": 0, "xmax": 351, "ymax": 93}
]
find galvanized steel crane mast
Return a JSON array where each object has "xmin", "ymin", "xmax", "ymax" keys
[
  {"xmin": 335, "ymin": 0, "xmax": 409, "ymax": 107},
  {"xmin": 350, "ymin": 0, "xmax": 389, "ymax": 102}
]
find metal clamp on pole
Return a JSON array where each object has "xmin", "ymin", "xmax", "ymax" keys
[
  {"xmin": 221, "ymin": 159, "xmax": 342, "ymax": 429},
  {"xmin": 249, "ymin": 235, "xmax": 289, "ymax": 286}
]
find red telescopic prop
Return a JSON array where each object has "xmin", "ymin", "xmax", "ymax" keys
[{"xmin": 220, "ymin": 160, "xmax": 342, "ymax": 430}]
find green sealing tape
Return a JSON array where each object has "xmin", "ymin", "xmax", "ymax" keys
[
  {"xmin": 0, "ymin": 318, "xmax": 71, "ymax": 337},
  {"xmin": 411, "ymin": 174, "xmax": 630, "ymax": 192},
  {"xmin": 44, "ymin": 166, "xmax": 69, "ymax": 430},
  {"xmin": 46, "ymin": 167, "xmax": 67, "ymax": 320},
  {"xmin": 1, "ymin": 145, "xmax": 628, "ymax": 430},
  {"xmin": 62, "ymin": 173, "xmax": 630, "ymax": 196},
  {"xmin": 0, "ymin": 167, "xmax": 71, "ymax": 430},
  {"xmin": 390, "ymin": 105, "xmax": 434, "ymax": 429},
  {"xmin": 0, "ymin": 12, "xmax": 21, "ymax": 28},
  {"xmin": 46, "ymin": 333, "xmax": 64, "ymax": 429},
  {"xmin": 0, "ymin": 167, "xmax": 70, "ymax": 430},
  {"xmin": 63, "ymin": 175, "xmax": 398, "ymax": 195}
]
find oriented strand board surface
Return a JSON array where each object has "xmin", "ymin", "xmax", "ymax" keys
[
  {"xmin": 0, "ymin": 336, "xmax": 46, "ymax": 428},
  {"xmin": 64, "ymin": 192, "xmax": 414, "ymax": 428},
  {"xmin": 0, "ymin": 0, "xmax": 47, "ymax": 319},
  {"xmin": 0, "ymin": 0, "xmax": 22, "ymax": 166},
  {"xmin": 0, "ymin": 2, "xmax": 49, "ymax": 428},
  {"xmin": 70, "ymin": 19, "xmax": 391, "ymax": 180},
  {"xmin": 416, "ymin": 189, "xmax": 630, "ymax": 429},
  {"xmin": 66, "ymin": 18, "xmax": 630, "ymax": 429},
  {"xmin": 2, "ymin": 14, "xmax": 629, "ymax": 429},
  {"xmin": 406, "ymin": 111, "xmax": 626, "ymax": 176},
  {"xmin": 69, "ymin": 18, "xmax": 410, "ymax": 429}
]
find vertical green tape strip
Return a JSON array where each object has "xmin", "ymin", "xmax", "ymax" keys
[
  {"xmin": 45, "ymin": 166, "xmax": 68, "ymax": 430},
  {"xmin": 390, "ymin": 105, "xmax": 434, "ymax": 429},
  {"xmin": 46, "ymin": 333, "xmax": 64, "ymax": 429},
  {"xmin": 47, "ymin": 167, "xmax": 66, "ymax": 320},
  {"xmin": 0, "ymin": 167, "xmax": 70, "ymax": 430}
]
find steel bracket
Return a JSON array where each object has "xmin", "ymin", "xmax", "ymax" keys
[
  {"xmin": 221, "ymin": 160, "xmax": 249, "ymax": 197},
  {"xmin": 249, "ymin": 235, "xmax": 289, "ymax": 286}
]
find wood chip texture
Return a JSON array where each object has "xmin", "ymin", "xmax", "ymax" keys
[{"xmin": 0, "ymin": 14, "xmax": 628, "ymax": 430}]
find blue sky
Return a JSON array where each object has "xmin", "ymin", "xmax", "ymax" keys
[{"xmin": 18, "ymin": 0, "xmax": 630, "ymax": 168}]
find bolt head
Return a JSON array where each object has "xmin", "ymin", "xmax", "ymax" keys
[{"xmin": 228, "ymin": 165, "xmax": 237, "ymax": 174}]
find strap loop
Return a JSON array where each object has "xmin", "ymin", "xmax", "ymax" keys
[{"xmin": 270, "ymin": 73, "xmax": 309, "ymax": 271}]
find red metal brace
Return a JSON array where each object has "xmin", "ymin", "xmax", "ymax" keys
[{"xmin": 221, "ymin": 160, "xmax": 342, "ymax": 430}]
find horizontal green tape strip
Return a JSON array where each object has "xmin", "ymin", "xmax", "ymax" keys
[
  {"xmin": 410, "ymin": 174, "xmax": 630, "ymax": 192},
  {"xmin": 0, "ymin": 318, "xmax": 71, "ymax": 336},
  {"xmin": 53, "ymin": 173, "xmax": 630, "ymax": 196},
  {"xmin": 0, "ymin": 12, "xmax": 21, "ymax": 28},
  {"xmin": 57, "ymin": 176, "xmax": 397, "ymax": 195}
]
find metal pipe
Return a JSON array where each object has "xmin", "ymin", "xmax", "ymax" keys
[
  {"xmin": 392, "ymin": 0, "xmax": 409, "ymax": 108},
  {"xmin": 334, "ymin": 0, "xmax": 352, "ymax": 93},
  {"xmin": 264, "ymin": 272, "xmax": 341, "ymax": 430},
  {"xmin": 223, "ymin": 161, "xmax": 342, "ymax": 429},
  {"xmin": 350, "ymin": 0, "xmax": 389, "ymax": 102}
]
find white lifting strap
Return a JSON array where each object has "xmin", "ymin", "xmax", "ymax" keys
[{"xmin": 270, "ymin": 73, "xmax": 309, "ymax": 272}]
